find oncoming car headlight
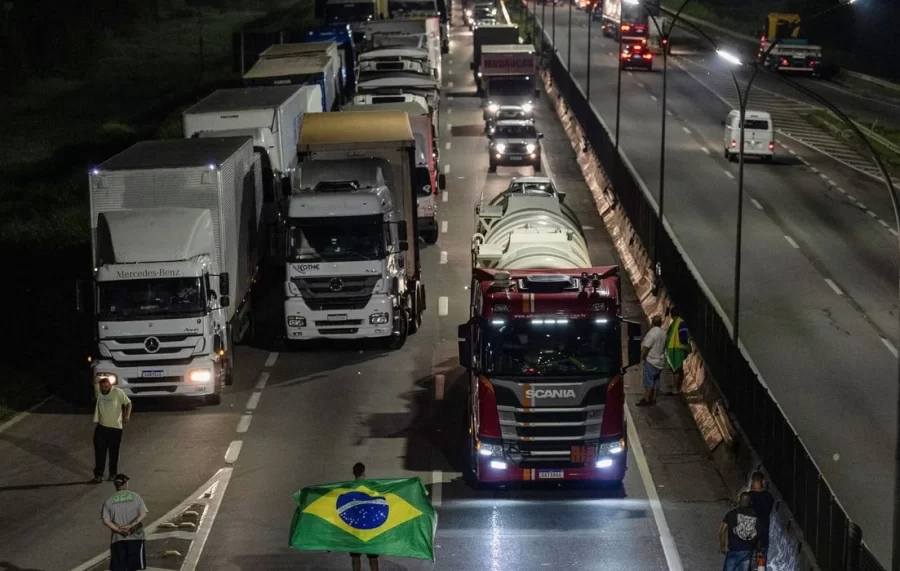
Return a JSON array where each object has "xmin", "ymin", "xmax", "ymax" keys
[
  {"xmin": 522, "ymin": 102, "xmax": 533, "ymax": 113},
  {"xmin": 526, "ymin": 143, "xmax": 536, "ymax": 153},
  {"xmin": 487, "ymin": 103, "xmax": 499, "ymax": 114},
  {"xmin": 494, "ymin": 143, "xmax": 506, "ymax": 153}
]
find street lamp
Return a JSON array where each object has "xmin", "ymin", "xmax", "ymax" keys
[
  {"xmin": 567, "ymin": 0, "xmax": 573, "ymax": 70},
  {"xmin": 586, "ymin": 1, "xmax": 593, "ymax": 101}
]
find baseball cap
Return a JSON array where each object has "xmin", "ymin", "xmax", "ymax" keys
[{"xmin": 112, "ymin": 473, "xmax": 130, "ymax": 485}]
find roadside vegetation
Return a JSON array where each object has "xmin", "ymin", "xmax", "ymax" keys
[
  {"xmin": 0, "ymin": 0, "xmax": 313, "ymax": 421},
  {"xmin": 804, "ymin": 110, "xmax": 900, "ymax": 177}
]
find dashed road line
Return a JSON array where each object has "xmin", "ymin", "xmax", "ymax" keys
[
  {"xmin": 224, "ymin": 440, "xmax": 243, "ymax": 465},
  {"xmin": 819, "ymin": 173, "xmax": 829, "ymax": 180},
  {"xmin": 666, "ymin": 110, "xmax": 673, "ymax": 117},
  {"xmin": 246, "ymin": 391, "xmax": 261, "ymax": 411},
  {"xmin": 441, "ymin": 220, "xmax": 449, "ymax": 233},
  {"xmin": 836, "ymin": 187, "xmax": 847, "ymax": 194},
  {"xmin": 882, "ymin": 338, "xmax": 899, "ymax": 358},
  {"xmin": 682, "ymin": 127, "xmax": 691, "ymax": 135},
  {"xmin": 255, "ymin": 371, "xmax": 268, "ymax": 390},
  {"xmin": 438, "ymin": 296, "xmax": 449, "ymax": 316},
  {"xmin": 440, "ymin": 251, "xmax": 448, "ymax": 264},
  {"xmin": 446, "ymin": 141, "xmax": 452, "ymax": 150},
  {"xmin": 892, "ymin": 228, "xmax": 900, "ymax": 237},
  {"xmin": 700, "ymin": 146, "xmax": 709, "ymax": 155},
  {"xmin": 650, "ymin": 95, "xmax": 657, "ymax": 102},
  {"xmin": 867, "ymin": 210, "xmax": 878, "ymax": 218},
  {"xmin": 784, "ymin": 235, "xmax": 800, "ymax": 249},
  {"xmin": 264, "ymin": 352, "xmax": 278, "ymax": 368},
  {"xmin": 236, "ymin": 414, "xmax": 252, "ymax": 434},
  {"xmin": 447, "ymin": 123, "xmax": 453, "ymax": 132},
  {"xmin": 637, "ymin": 82, "xmax": 645, "ymax": 88},
  {"xmin": 442, "ymin": 190, "xmax": 448, "ymax": 202},
  {"xmin": 750, "ymin": 199, "xmax": 764, "ymax": 211},
  {"xmin": 443, "ymin": 164, "xmax": 451, "ymax": 174},
  {"xmin": 879, "ymin": 219, "xmax": 891, "ymax": 228},
  {"xmin": 824, "ymin": 278, "xmax": 844, "ymax": 296},
  {"xmin": 724, "ymin": 170, "xmax": 734, "ymax": 179},
  {"xmin": 448, "ymin": 81, "xmax": 454, "ymax": 88},
  {"xmin": 788, "ymin": 149, "xmax": 797, "ymax": 155}
]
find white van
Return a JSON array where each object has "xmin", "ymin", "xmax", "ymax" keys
[{"xmin": 723, "ymin": 110, "xmax": 775, "ymax": 162}]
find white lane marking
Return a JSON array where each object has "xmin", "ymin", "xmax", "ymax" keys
[
  {"xmin": 781, "ymin": 143, "xmax": 790, "ymax": 150},
  {"xmin": 264, "ymin": 352, "xmax": 278, "ymax": 368},
  {"xmin": 724, "ymin": 171, "xmax": 734, "ymax": 179},
  {"xmin": 827, "ymin": 179, "xmax": 837, "ymax": 187},
  {"xmin": 700, "ymin": 146, "xmax": 709, "ymax": 155},
  {"xmin": 666, "ymin": 110, "xmax": 673, "ymax": 117},
  {"xmin": 255, "ymin": 372, "xmax": 269, "ymax": 390},
  {"xmin": 441, "ymin": 220, "xmax": 449, "ymax": 233},
  {"xmin": 892, "ymin": 229, "xmax": 900, "ymax": 237},
  {"xmin": 443, "ymin": 164, "xmax": 451, "ymax": 174},
  {"xmin": 625, "ymin": 405, "xmax": 684, "ymax": 571},
  {"xmin": 824, "ymin": 278, "xmax": 844, "ymax": 295},
  {"xmin": 882, "ymin": 338, "xmax": 899, "ymax": 358},
  {"xmin": 879, "ymin": 219, "xmax": 890, "ymax": 228},
  {"xmin": 448, "ymin": 81, "xmax": 454, "ymax": 88},
  {"xmin": 784, "ymin": 235, "xmax": 800, "ymax": 249},
  {"xmin": 438, "ymin": 296, "xmax": 449, "ymax": 316},
  {"xmin": 627, "ymin": 71, "xmax": 633, "ymax": 76},
  {"xmin": 608, "ymin": 51, "xmax": 614, "ymax": 56},
  {"xmin": 440, "ymin": 251, "xmax": 448, "ymax": 264},
  {"xmin": 682, "ymin": 127, "xmax": 691, "ymax": 135},
  {"xmin": 650, "ymin": 95, "xmax": 658, "ymax": 102},
  {"xmin": 435, "ymin": 374, "xmax": 446, "ymax": 401},
  {"xmin": 810, "ymin": 167, "xmax": 820, "ymax": 174},
  {"xmin": 448, "ymin": 69, "xmax": 453, "ymax": 75},
  {"xmin": 442, "ymin": 190, "xmax": 448, "ymax": 202},
  {"xmin": 788, "ymin": 149, "xmax": 797, "ymax": 155},
  {"xmin": 0, "ymin": 394, "xmax": 54, "ymax": 436},
  {"xmin": 246, "ymin": 391, "xmax": 261, "ymax": 411},
  {"xmin": 856, "ymin": 201, "xmax": 867, "ymax": 209},
  {"xmin": 447, "ymin": 123, "xmax": 452, "ymax": 132},
  {"xmin": 457, "ymin": 176, "xmax": 465, "ymax": 179},
  {"xmin": 583, "ymin": 225, "xmax": 596, "ymax": 230},
  {"xmin": 836, "ymin": 187, "xmax": 847, "ymax": 194},
  {"xmin": 819, "ymin": 173, "xmax": 829, "ymax": 180},
  {"xmin": 448, "ymin": 108, "xmax": 453, "ymax": 115},
  {"xmin": 637, "ymin": 82, "xmax": 645, "ymax": 88},
  {"xmin": 431, "ymin": 470, "xmax": 443, "ymax": 507},
  {"xmin": 224, "ymin": 440, "xmax": 243, "ymax": 464},
  {"xmin": 751, "ymin": 199, "xmax": 764, "ymax": 211},
  {"xmin": 867, "ymin": 210, "xmax": 878, "ymax": 218},
  {"xmin": 236, "ymin": 414, "xmax": 253, "ymax": 434},
  {"xmin": 446, "ymin": 141, "xmax": 452, "ymax": 150}
]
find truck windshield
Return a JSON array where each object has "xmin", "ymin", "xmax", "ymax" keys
[
  {"xmin": 288, "ymin": 214, "xmax": 386, "ymax": 262},
  {"xmin": 324, "ymin": 3, "xmax": 375, "ymax": 22},
  {"xmin": 488, "ymin": 78, "xmax": 533, "ymax": 96},
  {"xmin": 388, "ymin": 0, "xmax": 437, "ymax": 13},
  {"xmin": 97, "ymin": 277, "xmax": 205, "ymax": 320},
  {"xmin": 495, "ymin": 124, "xmax": 537, "ymax": 138},
  {"xmin": 482, "ymin": 319, "xmax": 620, "ymax": 377}
]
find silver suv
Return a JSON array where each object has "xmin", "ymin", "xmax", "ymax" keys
[{"xmin": 487, "ymin": 120, "xmax": 543, "ymax": 172}]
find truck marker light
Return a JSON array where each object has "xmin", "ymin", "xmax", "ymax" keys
[
  {"xmin": 596, "ymin": 459, "xmax": 614, "ymax": 468},
  {"xmin": 595, "ymin": 318, "xmax": 609, "ymax": 324},
  {"xmin": 90, "ymin": 168, "xmax": 100, "ymax": 175}
]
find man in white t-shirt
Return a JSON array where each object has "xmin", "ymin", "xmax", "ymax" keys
[
  {"xmin": 92, "ymin": 376, "xmax": 133, "ymax": 483},
  {"xmin": 637, "ymin": 315, "xmax": 665, "ymax": 407}
]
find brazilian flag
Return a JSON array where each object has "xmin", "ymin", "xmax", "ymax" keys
[{"xmin": 289, "ymin": 477, "xmax": 437, "ymax": 561}]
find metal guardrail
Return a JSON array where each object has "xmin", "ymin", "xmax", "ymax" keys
[{"xmin": 524, "ymin": 5, "xmax": 884, "ymax": 570}]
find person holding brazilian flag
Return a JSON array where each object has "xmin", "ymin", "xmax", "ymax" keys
[
  {"xmin": 289, "ymin": 462, "xmax": 438, "ymax": 569},
  {"xmin": 664, "ymin": 307, "xmax": 691, "ymax": 396}
]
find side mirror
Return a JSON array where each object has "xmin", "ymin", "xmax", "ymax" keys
[
  {"xmin": 625, "ymin": 320, "xmax": 643, "ymax": 369},
  {"xmin": 538, "ymin": 133, "xmax": 544, "ymax": 139},
  {"xmin": 397, "ymin": 220, "xmax": 408, "ymax": 238},
  {"xmin": 399, "ymin": 240, "xmax": 409, "ymax": 252},
  {"xmin": 75, "ymin": 279, "xmax": 87, "ymax": 313},
  {"xmin": 470, "ymin": 62, "xmax": 475, "ymax": 70},
  {"xmin": 219, "ymin": 273, "xmax": 230, "ymax": 297},
  {"xmin": 438, "ymin": 173, "xmax": 446, "ymax": 190},
  {"xmin": 220, "ymin": 295, "xmax": 231, "ymax": 308},
  {"xmin": 557, "ymin": 190, "xmax": 567, "ymax": 203},
  {"xmin": 457, "ymin": 322, "xmax": 472, "ymax": 368}
]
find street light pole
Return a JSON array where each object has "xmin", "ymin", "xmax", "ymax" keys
[
  {"xmin": 586, "ymin": 4, "xmax": 592, "ymax": 101},
  {"xmin": 615, "ymin": 44, "xmax": 622, "ymax": 148},
  {"xmin": 551, "ymin": 0, "xmax": 556, "ymax": 49},
  {"xmin": 541, "ymin": 0, "xmax": 546, "ymax": 57},
  {"xmin": 567, "ymin": 0, "xmax": 572, "ymax": 70}
]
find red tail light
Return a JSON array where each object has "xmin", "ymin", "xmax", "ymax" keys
[
  {"xmin": 621, "ymin": 53, "xmax": 630, "ymax": 60},
  {"xmin": 634, "ymin": 44, "xmax": 642, "ymax": 52},
  {"xmin": 477, "ymin": 376, "xmax": 502, "ymax": 438},
  {"xmin": 781, "ymin": 58, "xmax": 789, "ymax": 66},
  {"xmin": 621, "ymin": 24, "xmax": 631, "ymax": 31},
  {"xmin": 643, "ymin": 53, "xmax": 652, "ymax": 60},
  {"xmin": 768, "ymin": 142, "xmax": 775, "ymax": 150},
  {"xmin": 731, "ymin": 139, "xmax": 737, "ymax": 148},
  {"xmin": 600, "ymin": 375, "xmax": 625, "ymax": 437}
]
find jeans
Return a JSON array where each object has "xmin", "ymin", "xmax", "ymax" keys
[
  {"xmin": 722, "ymin": 550, "xmax": 753, "ymax": 571},
  {"xmin": 94, "ymin": 424, "xmax": 123, "ymax": 478},
  {"xmin": 642, "ymin": 362, "xmax": 662, "ymax": 389}
]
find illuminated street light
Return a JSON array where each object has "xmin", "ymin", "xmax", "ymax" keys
[{"xmin": 716, "ymin": 49, "xmax": 743, "ymax": 67}]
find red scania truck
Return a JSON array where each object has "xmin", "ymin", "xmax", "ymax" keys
[{"xmin": 457, "ymin": 188, "xmax": 641, "ymax": 486}]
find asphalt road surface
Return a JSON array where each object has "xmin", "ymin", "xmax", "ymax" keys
[
  {"xmin": 0, "ymin": 7, "xmax": 736, "ymax": 571},
  {"xmin": 531, "ymin": 2, "xmax": 898, "ymax": 564}
]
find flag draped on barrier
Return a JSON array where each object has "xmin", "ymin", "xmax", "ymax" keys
[{"xmin": 289, "ymin": 477, "xmax": 437, "ymax": 561}]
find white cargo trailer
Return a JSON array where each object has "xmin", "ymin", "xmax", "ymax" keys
[{"xmin": 87, "ymin": 137, "xmax": 263, "ymax": 405}]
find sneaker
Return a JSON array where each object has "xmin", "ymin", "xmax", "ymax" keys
[
  {"xmin": 635, "ymin": 399, "xmax": 650, "ymax": 407},
  {"xmin": 107, "ymin": 476, "xmax": 116, "ymax": 482},
  {"xmin": 91, "ymin": 477, "xmax": 103, "ymax": 484}
]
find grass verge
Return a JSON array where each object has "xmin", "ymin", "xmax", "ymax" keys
[{"xmin": 805, "ymin": 110, "xmax": 900, "ymax": 177}]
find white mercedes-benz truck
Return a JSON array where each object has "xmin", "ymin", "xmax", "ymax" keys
[
  {"xmin": 284, "ymin": 110, "xmax": 425, "ymax": 349},
  {"xmin": 85, "ymin": 137, "xmax": 263, "ymax": 405}
]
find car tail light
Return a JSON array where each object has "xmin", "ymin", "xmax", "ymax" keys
[
  {"xmin": 731, "ymin": 139, "xmax": 737, "ymax": 148},
  {"xmin": 634, "ymin": 44, "xmax": 642, "ymax": 52},
  {"xmin": 600, "ymin": 375, "xmax": 624, "ymax": 437},
  {"xmin": 769, "ymin": 142, "xmax": 775, "ymax": 150},
  {"xmin": 477, "ymin": 376, "xmax": 502, "ymax": 438},
  {"xmin": 621, "ymin": 24, "xmax": 631, "ymax": 31},
  {"xmin": 621, "ymin": 53, "xmax": 630, "ymax": 60},
  {"xmin": 643, "ymin": 53, "xmax": 652, "ymax": 60},
  {"xmin": 781, "ymin": 58, "xmax": 789, "ymax": 66}
]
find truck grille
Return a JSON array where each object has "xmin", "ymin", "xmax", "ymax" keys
[
  {"xmin": 291, "ymin": 276, "xmax": 379, "ymax": 310},
  {"xmin": 314, "ymin": 319, "xmax": 363, "ymax": 327},
  {"xmin": 125, "ymin": 376, "xmax": 183, "ymax": 385},
  {"xmin": 317, "ymin": 327, "xmax": 360, "ymax": 335}
]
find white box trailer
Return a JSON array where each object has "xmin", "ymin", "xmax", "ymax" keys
[
  {"xmin": 243, "ymin": 55, "xmax": 337, "ymax": 111},
  {"xmin": 363, "ymin": 18, "xmax": 442, "ymax": 83},
  {"xmin": 260, "ymin": 42, "xmax": 347, "ymax": 104},
  {"xmin": 87, "ymin": 137, "xmax": 263, "ymax": 404}
]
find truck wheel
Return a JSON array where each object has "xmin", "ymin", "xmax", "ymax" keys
[
  {"xmin": 534, "ymin": 160, "xmax": 542, "ymax": 172},
  {"xmin": 423, "ymin": 229, "xmax": 439, "ymax": 244},
  {"xmin": 205, "ymin": 392, "xmax": 223, "ymax": 406},
  {"xmin": 385, "ymin": 306, "xmax": 409, "ymax": 350}
]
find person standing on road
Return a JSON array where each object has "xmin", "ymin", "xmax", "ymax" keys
[
  {"xmin": 636, "ymin": 315, "xmax": 665, "ymax": 407},
  {"xmin": 349, "ymin": 462, "xmax": 379, "ymax": 571},
  {"xmin": 720, "ymin": 492, "xmax": 761, "ymax": 571},
  {"xmin": 92, "ymin": 376, "xmax": 132, "ymax": 483},
  {"xmin": 749, "ymin": 470, "xmax": 775, "ymax": 568},
  {"xmin": 101, "ymin": 474, "xmax": 148, "ymax": 571},
  {"xmin": 664, "ymin": 307, "xmax": 691, "ymax": 396}
]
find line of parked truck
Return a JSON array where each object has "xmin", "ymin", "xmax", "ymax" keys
[{"xmin": 81, "ymin": 13, "xmax": 449, "ymax": 405}]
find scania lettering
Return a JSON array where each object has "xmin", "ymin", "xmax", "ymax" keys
[
  {"xmin": 458, "ymin": 191, "xmax": 642, "ymax": 485},
  {"xmin": 82, "ymin": 137, "xmax": 263, "ymax": 406}
]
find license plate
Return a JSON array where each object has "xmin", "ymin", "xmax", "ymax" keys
[
  {"xmin": 508, "ymin": 155, "xmax": 523, "ymax": 161},
  {"xmin": 326, "ymin": 314, "xmax": 348, "ymax": 322},
  {"xmin": 141, "ymin": 370, "xmax": 164, "ymax": 378},
  {"xmin": 538, "ymin": 470, "xmax": 564, "ymax": 479},
  {"xmin": 570, "ymin": 445, "xmax": 595, "ymax": 463}
]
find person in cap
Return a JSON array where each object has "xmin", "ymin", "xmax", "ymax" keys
[{"xmin": 101, "ymin": 474, "xmax": 148, "ymax": 571}]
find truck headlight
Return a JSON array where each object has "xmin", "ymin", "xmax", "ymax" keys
[
  {"xmin": 526, "ymin": 143, "xmax": 536, "ymax": 153},
  {"xmin": 94, "ymin": 372, "xmax": 118, "ymax": 385},
  {"xmin": 487, "ymin": 103, "xmax": 499, "ymax": 113},
  {"xmin": 477, "ymin": 441, "xmax": 503, "ymax": 457},
  {"xmin": 522, "ymin": 102, "xmax": 533, "ymax": 113},
  {"xmin": 599, "ymin": 439, "xmax": 625, "ymax": 454},
  {"xmin": 369, "ymin": 312, "xmax": 390, "ymax": 324},
  {"xmin": 494, "ymin": 143, "xmax": 506, "ymax": 153},
  {"xmin": 465, "ymin": 9, "xmax": 472, "ymax": 16},
  {"xmin": 188, "ymin": 369, "xmax": 212, "ymax": 383},
  {"xmin": 287, "ymin": 316, "xmax": 306, "ymax": 328}
]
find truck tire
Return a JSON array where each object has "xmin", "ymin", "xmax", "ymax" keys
[
  {"xmin": 488, "ymin": 162, "xmax": 497, "ymax": 173},
  {"xmin": 385, "ymin": 306, "xmax": 409, "ymax": 350},
  {"xmin": 223, "ymin": 325, "xmax": 234, "ymax": 386},
  {"xmin": 409, "ymin": 285, "xmax": 425, "ymax": 334},
  {"xmin": 534, "ymin": 160, "xmax": 542, "ymax": 172},
  {"xmin": 205, "ymin": 392, "xmax": 223, "ymax": 406},
  {"xmin": 423, "ymin": 229, "xmax": 439, "ymax": 244}
]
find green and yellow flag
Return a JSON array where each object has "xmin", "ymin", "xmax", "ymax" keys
[{"xmin": 289, "ymin": 477, "xmax": 437, "ymax": 561}]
